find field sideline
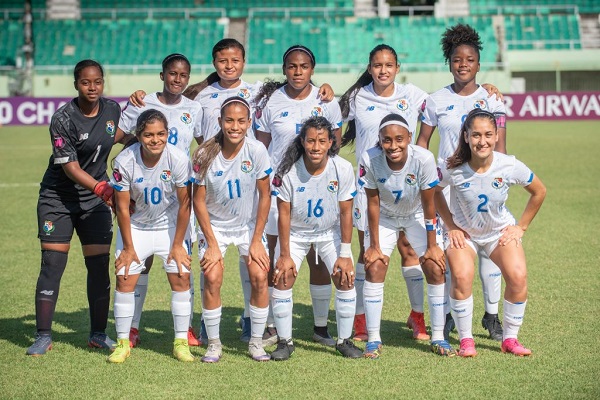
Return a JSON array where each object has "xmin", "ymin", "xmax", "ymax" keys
[{"xmin": 0, "ymin": 121, "xmax": 598, "ymax": 399}]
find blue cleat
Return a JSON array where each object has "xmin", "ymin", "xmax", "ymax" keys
[
  {"xmin": 88, "ymin": 332, "xmax": 117, "ymax": 350},
  {"xmin": 431, "ymin": 339, "xmax": 457, "ymax": 356},
  {"xmin": 26, "ymin": 333, "xmax": 52, "ymax": 356},
  {"xmin": 363, "ymin": 341, "xmax": 383, "ymax": 359}
]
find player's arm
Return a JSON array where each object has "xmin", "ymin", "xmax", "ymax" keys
[
  {"xmin": 318, "ymin": 83, "xmax": 335, "ymax": 102},
  {"xmin": 333, "ymin": 199, "xmax": 355, "ymax": 287},
  {"xmin": 333, "ymin": 127, "xmax": 342, "ymax": 151},
  {"xmin": 273, "ymin": 198, "xmax": 296, "ymax": 286},
  {"xmin": 248, "ymin": 176, "xmax": 271, "ymax": 271},
  {"xmin": 481, "ymin": 83, "xmax": 503, "ymax": 101},
  {"xmin": 192, "ymin": 183, "xmax": 223, "ymax": 273},
  {"xmin": 114, "ymin": 127, "xmax": 127, "ymax": 144},
  {"xmin": 61, "ymin": 161, "xmax": 113, "ymax": 206},
  {"xmin": 420, "ymin": 187, "xmax": 445, "ymax": 271},
  {"xmin": 363, "ymin": 187, "xmax": 386, "ymax": 269},
  {"xmin": 114, "ymin": 189, "xmax": 140, "ymax": 279},
  {"xmin": 183, "ymin": 82, "xmax": 203, "ymax": 100},
  {"xmin": 128, "ymin": 90, "xmax": 147, "ymax": 107},
  {"xmin": 255, "ymin": 130, "xmax": 271, "ymax": 150},
  {"xmin": 416, "ymin": 123, "xmax": 436, "ymax": 150},
  {"xmin": 168, "ymin": 185, "xmax": 192, "ymax": 277},
  {"xmin": 434, "ymin": 186, "xmax": 467, "ymax": 249}
]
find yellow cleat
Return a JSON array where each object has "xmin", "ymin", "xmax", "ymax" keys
[
  {"xmin": 107, "ymin": 339, "xmax": 130, "ymax": 363},
  {"xmin": 173, "ymin": 338, "xmax": 195, "ymax": 362}
]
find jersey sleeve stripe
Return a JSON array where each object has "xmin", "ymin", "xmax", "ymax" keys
[
  {"xmin": 427, "ymin": 179, "xmax": 440, "ymax": 188},
  {"xmin": 527, "ymin": 172, "xmax": 534, "ymax": 183},
  {"xmin": 265, "ymin": 167, "xmax": 273, "ymax": 175}
]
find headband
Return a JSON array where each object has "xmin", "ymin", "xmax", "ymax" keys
[
  {"xmin": 283, "ymin": 46, "xmax": 316, "ymax": 66},
  {"xmin": 379, "ymin": 119, "xmax": 410, "ymax": 132},
  {"xmin": 162, "ymin": 53, "xmax": 189, "ymax": 67},
  {"xmin": 221, "ymin": 97, "xmax": 251, "ymax": 112}
]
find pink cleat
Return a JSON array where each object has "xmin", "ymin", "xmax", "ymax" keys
[
  {"xmin": 501, "ymin": 338, "xmax": 532, "ymax": 356},
  {"xmin": 458, "ymin": 338, "xmax": 477, "ymax": 357}
]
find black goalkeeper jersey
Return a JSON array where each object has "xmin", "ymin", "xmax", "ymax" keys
[{"xmin": 39, "ymin": 97, "xmax": 121, "ymax": 205}]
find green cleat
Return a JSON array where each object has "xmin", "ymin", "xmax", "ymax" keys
[
  {"xmin": 173, "ymin": 338, "xmax": 195, "ymax": 362},
  {"xmin": 107, "ymin": 339, "xmax": 130, "ymax": 363}
]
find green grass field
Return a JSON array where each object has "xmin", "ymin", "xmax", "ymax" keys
[{"xmin": 0, "ymin": 121, "xmax": 599, "ymax": 399}]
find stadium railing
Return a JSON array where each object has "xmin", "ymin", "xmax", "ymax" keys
[{"xmin": 471, "ymin": 4, "xmax": 579, "ymax": 16}]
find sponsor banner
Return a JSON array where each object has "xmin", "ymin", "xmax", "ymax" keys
[
  {"xmin": 0, "ymin": 97, "xmax": 128, "ymax": 126},
  {"xmin": 504, "ymin": 92, "xmax": 600, "ymax": 120}
]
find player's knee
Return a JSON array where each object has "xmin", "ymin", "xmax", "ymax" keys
[{"xmin": 365, "ymin": 261, "xmax": 387, "ymax": 282}]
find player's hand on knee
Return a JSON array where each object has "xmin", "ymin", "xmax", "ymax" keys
[
  {"xmin": 248, "ymin": 241, "xmax": 270, "ymax": 272},
  {"xmin": 273, "ymin": 256, "xmax": 296, "ymax": 287},
  {"xmin": 499, "ymin": 225, "xmax": 523, "ymax": 247},
  {"xmin": 116, "ymin": 248, "xmax": 140, "ymax": 280},
  {"xmin": 129, "ymin": 90, "xmax": 147, "ymax": 107},
  {"xmin": 200, "ymin": 246, "xmax": 223, "ymax": 274},
  {"xmin": 168, "ymin": 245, "xmax": 192, "ymax": 277},
  {"xmin": 447, "ymin": 228, "xmax": 468, "ymax": 249},
  {"xmin": 94, "ymin": 181, "xmax": 114, "ymax": 204},
  {"xmin": 364, "ymin": 246, "xmax": 387, "ymax": 270},
  {"xmin": 333, "ymin": 257, "xmax": 354, "ymax": 287},
  {"xmin": 421, "ymin": 245, "xmax": 446, "ymax": 273}
]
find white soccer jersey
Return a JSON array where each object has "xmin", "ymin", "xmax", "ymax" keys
[
  {"xmin": 191, "ymin": 138, "xmax": 271, "ymax": 231},
  {"xmin": 359, "ymin": 144, "xmax": 439, "ymax": 218},
  {"xmin": 111, "ymin": 143, "xmax": 192, "ymax": 230},
  {"xmin": 421, "ymin": 85, "xmax": 507, "ymax": 165},
  {"xmin": 347, "ymin": 82, "xmax": 428, "ymax": 158},
  {"xmin": 194, "ymin": 80, "xmax": 262, "ymax": 141},
  {"xmin": 437, "ymin": 152, "xmax": 534, "ymax": 242},
  {"xmin": 253, "ymin": 85, "xmax": 343, "ymax": 170},
  {"xmin": 273, "ymin": 156, "xmax": 356, "ymax": 241},
  {"xmin": 118, "ymin": 92, "xmax": 203, "ymax": 155}
]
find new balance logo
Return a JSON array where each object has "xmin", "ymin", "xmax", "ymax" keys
[
  {"xmin": 214, "ymin": 171, "xmax": 223, "ymax": 176},
  {"xmin": 39, "ymin": 290, "xmax": 54, "ymax": 296},
  {"xmin": 134, "ymin": 177, "xmax": 144, "ymax": 183},
  {"xmin": 366, "ymin": 106, "xmax": 375, "ymax": 111},
  {"xmin": 79, "ymin": 133, "xmax": 89, "ymax": 140},
  {"xmin": 296, "ymin": 187, "xmax": 305, "ymax": 192},
  {"xmin": 280, "ymin": 111, "xmax": 289, "ymax": 117},
  {"xmin": 446, "ymin": 105, "xmax": 454, "ymax": 111},
  {"xmin": 378, "ymin": 178, "xmax": 386, "ymax": 183},
  {"xmin": 211, "ymin": 93, "xmax": 218, "ymax": 98}
]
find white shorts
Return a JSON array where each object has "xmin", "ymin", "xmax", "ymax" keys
[
  {"xmin": 352, "ymin": 188, "xmax": 368, "ymax": 232},
  {"xmin": 265, "ymin": 196, "xmax": 278, "ymax": 236},
  {"xmin": 275, "ymin": 230, "xmax": 349, "ymax": 275},
  {"xmin": 364, "ymin": 214, "xmax": 442, "ymax": 258},
  {"xmin": 115, "ymin": 226, "xmax": 192, "ymax": 275},
  {"xmin": 442, "ymin": 231, "xmax": 504, "ymax": 258},
  {"xmin": 197, "ymin": 225, "xmax": 267, "ymax": 259}
]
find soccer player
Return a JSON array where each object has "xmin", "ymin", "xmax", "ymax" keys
[
  {"xmin": 108, "ymin": 109, "xmax": 194, "ymax": 363},
  {"xmin": 417, "ymin": 23, "xmax": 508, "ymax": 341},
  {"xmin": 191, "ymin": 97, "xmax": 271, "ymax": 362},
  {"xmin": 254, "ymin": 45, "xmax": 343, "ymax": 348},
  {"xmin": 117, "ymin": 53, "xmax": 202, "ymax": 348},
  {"xmin": 435, "ymin": 109, "xmax": 546, "ymax": 357},
  {"xmin": 270, "ymin": 116, "xmax": 362, "ymax": 361},
  {"xmin": 28, "ymin": 59, "xmax": 121, "ymax": 356},
  {"xmin": 359, "ymin": 114, "xmax": 449, "ymax": 359}
]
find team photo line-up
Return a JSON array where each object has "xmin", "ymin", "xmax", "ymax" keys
[{"xmin": 30, "ymin": 23, "xmax": 546, "ymax": 364}]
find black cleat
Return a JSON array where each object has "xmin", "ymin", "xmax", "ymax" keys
[
  {"xmin": 271, "ymin": 339, "xmax": 295, "ymax": 361},
  {"xmin": 481, "ymin": 312, "xmax": 503, "ymax": 341},
  {"xmin": 336, "ymin": 339, "xmax": 363, "ymax": 359}
]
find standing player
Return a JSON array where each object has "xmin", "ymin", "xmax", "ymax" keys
[
  {"xmin": 359, "ymin": 114, "xmax": 449, "ymax": 359},
  {"xmin": 28, "ymin": 60, "xmax": 121, "ymax": 356},
  {"xmin": 417, "ymin": 24, "xmax": 507, "ymax": 341},
  {"xmin": 191, "ymin": 97, "xmax": 271, "ymax": 362},
  {"xmin": 435, "ymin": 109, "xmax": 546, "ymax": 356},
  {"xmin": 108, "ymin": 109, "xmax": 194, "ymax": 363},
  {"xmin": 270, "ymin": 116, "xmax": 362, "ymax": 360},
  {"xmin": 118, "ymin": 53, "xmax": 202, "ymax": 348},
  {"xmin": 254, "ymin": 45, "xmax": 343, "ymax": 347}
]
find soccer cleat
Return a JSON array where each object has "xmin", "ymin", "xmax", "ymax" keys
[
  {"xmin": 431, "ymin": 340, "xmax": 457, "ymax": 357},
  {"xmin": 129, "ymin": 328, "xmax": 140, "ymax": 348},
  {"xmin": 313, "ymin": 329, "xmax": 336, "ymax": 347},
  {"xmin": 336, "ymin": 339, "xmax": 362, "ymax": 359},
  {"xmin": 353, "ymin": 313, "xmax": 368, "ymax": 342},
  {"xmin": 443, "ymin": 313, "xmax": 455, "ymax": 341},
  {"xmin": 88, "ymin": 332, "xmax": 117, "ymax": 350},
  {"xmin": 239, "ymin": 316, "xmax": 251, "ymax": 343},
  {"xmin": 248, "ymin": 338, "xmax": 270, "ymax": 362},
  {"xmin": 363, "ymin": 341, "xmax": 383, "ymax": 359},
  {"xmin": 173, "ymin": 338, "xmax": 195, "ymax": 362},
  {"xmin": 107, "ymin": 339, "xmax": 130, "ymax": 363},
  {"xmin": 501, "ymin": 338, "xmax": 532, "ymax": 357},
  {"xmin": 458, "ymin": 338, "xmax": 477, "ymax": 357},
  {"xmin": 26, "ymin": 333, "xmax": 52, "ymax": 356},
  {"xmin": 201, "ymin": 341, "xmax": 222, "ymax": 363},
  {"xmin": 262, "ymin": 326, "xmax": 279, "ymax": 347},
  {"xmin": 481, "ymin": 313, "xmax": 504, "ymax": 342},
  {"xmin": 407, "ymin": 311, "xmax": 431, "ymax": 341},
  {"xmin": 271, "ymin": 339, "xmax": 295, "ymax": 361},
  {"xmin": 187, "ymin": 327, "xmax": 201, "ymax": 347}
]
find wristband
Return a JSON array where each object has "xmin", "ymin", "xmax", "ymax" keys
[
  {"xmin": 425, "ymin": 218, "xmax": 436, "ymax": 232},
  {"xmin": 339, "ymin": 242, "xmax": 352, "ymax": 258}
]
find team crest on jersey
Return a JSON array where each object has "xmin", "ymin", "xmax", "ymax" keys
[
  {"xmin": 241, "ymin": 160, "xmax": 254, "ymax": 173},
  {"xmin": 160, "ymin": 170, "xmax": 172, "ymax": 182},
  {"xmin": 311, "ymin": 106, "xmax": 323, "ymax": 117},
  {"xmin": 492, "ymin": 177, "xmax": 504, "ymax": 189},
  {"xmin": 474, "ymin": 99, "xmax": 488, "ymax": 110},
  {"xmin": 405, "ymin": 173, "xmax": 417, "ymax": 185},
  {"xmin": 353, "ymin": 207, "xmax": 361, "ymax": 220},
  {"xmin": 105, "ymin": 120, "xmax": 116, "ymax": 137},
  {"xmin": 397, "ymin": 99, "xmax": 409, "ymax": 111},
  {"xmin": 327, "ymin": 180, "xmax": 339, "ymax": 193},
  {"xmin": 53, "ymin": 136, "xmax": 64, "ymax": 149},
  {"xmin": 181, "ymin": 113, "xmax": 192, "ymax": 124},
  {"xmin": 112, "ymin": 169, "xmax": 122, "ymax": 182},
  {"xmin": 43, "ymin": 220, "xmax": 55, "ymax": 234},
  {"xmin": 359, "ymin": 164, "xmax": 366, "ymax": 178},
  {"xmin": 237, "ymin": 88, "xmax": 251, "ymax": 99}
]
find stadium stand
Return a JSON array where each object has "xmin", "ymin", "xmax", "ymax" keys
[
  {"xmin": 470, "ymin": 0, "xmax": 600, "ymax": 15},
  {"xmin": 504, "ymin": 14, "xmax": 582, "ymax": 49},
  {"xmin": 0, "ymin": 20, "xmax": 22, "ymax": 66}
]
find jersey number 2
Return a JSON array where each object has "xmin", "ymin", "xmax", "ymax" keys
[{"xmin": 477, "ymin": 194, "xmax": 489, "ymax": 213}]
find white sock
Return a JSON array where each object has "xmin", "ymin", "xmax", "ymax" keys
[
  {"xmin": 239, "ymin": 257, "xmax": 251, "ymax": 319},
  {"xmin": 202, "ymin": 306, "xmax": 222, "ymax": 340},
  {"xmin": 335, "ymin": 288, "xmax": 356, "ymax": 342},
  {"xmin": 503, "ymin": 299, "xmax": 527, "ymax": 340},
  {"xmin": 450, "ymin": 295, "xmax": 473, "ymax": 340},
  {"xmin": 189, "ymin": 270, "xmax": 194, "ymax": 327},
  {"xmin": 266, "ymin": 286, "xmax": 275, "ymax": 328},
  {"xmin": 443, "ymin": 264, "xmax": 451, "ymax": 315},
  {"xmin": 354, "ymin": 262, "xmax": 365, "ymax": 315},
  {"xmin": 249, "ymin": 304, "xmax": 269, "ymax": 339},
  {"xmin": 402, "ymin": 265, "xmax": 425, "ymax": 313},
  {"xmin": 131, "ymin": 274, "xmax": 148, "ymax": 329},
  {"xmin": 310, "ymin": 284, "xmax": 331, "ymax": 327},
  {"xmin": 114, "ymin": 291, "xmax": 135, "ymax": 340},
  {"xmin": 479, "ymin": 254, "xmax": 501, "ymax": 315},
  {"xmin": 428, "ymin": 284, "xmax": 446, "ymax": 342},
  {"xmin": 171, "ymin": 290, "xmax": 191, "ymax": 340},
  {"xmin": 363, "ymin": 281, "xmax": 384, "ymax": 343},
  {"xmin": 272, "ymin": 288, "xmax": 293, "ymax": 341}
]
